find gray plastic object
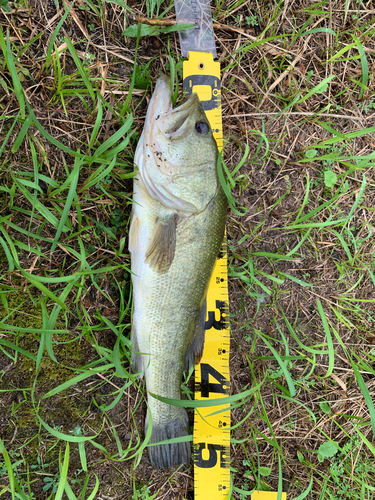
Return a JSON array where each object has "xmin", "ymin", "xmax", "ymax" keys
[{"xmin": 175, "ymin": 0, "xmax": 217, "ymax": 58}]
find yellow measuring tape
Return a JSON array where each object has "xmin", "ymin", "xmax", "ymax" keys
[
  {"xmin": 183, "ymin": 51, "xmax": 230, "ymax": 499},
  {"xmin": 183, "ymin": 52, "xmax": 287, "ymax": 500}
]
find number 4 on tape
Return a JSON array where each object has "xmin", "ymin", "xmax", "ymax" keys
[{"xmin": 252, "ymin": 492, "xmax": 287, "ymax": 499}]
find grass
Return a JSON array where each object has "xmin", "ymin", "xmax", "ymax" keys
[{"xmin": 0, "ymin": 0, "xmax": 375, "ymax": 498}]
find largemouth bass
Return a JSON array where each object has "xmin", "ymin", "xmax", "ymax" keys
[{"xmin": 129, "ymin": 75, "xmax": 227, "ymax": 469}]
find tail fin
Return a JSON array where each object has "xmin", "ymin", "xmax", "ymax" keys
[{"xmin": 147, "ymin": 410, "xmax": 191, "ymax": 469}]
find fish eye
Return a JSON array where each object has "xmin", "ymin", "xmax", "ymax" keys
[{"xmin": 195, "ymin": 121, "xmax": 209, "ymax": 135}]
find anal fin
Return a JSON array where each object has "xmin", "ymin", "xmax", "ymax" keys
[
  {"xmin": 185, "ymin": 298, "xmax": 206, "ymax": 372},
  {"xmin": 130, "ymin": 323, "xmax": 145, "ymax": 378}
]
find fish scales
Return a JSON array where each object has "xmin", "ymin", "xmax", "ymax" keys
[{"xmin": 129, "ymin": 75, "xmax": 227, "ymax": 469}]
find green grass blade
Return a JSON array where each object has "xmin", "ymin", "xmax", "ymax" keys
[
  {"xmin": 5, "ymin": 33, "xmax": 25, "ymax": 119},
  {"xmin": 315, "ymin": 125, "xmax": 375, "ymax": 148},
  {"xmin": 345, "ymin": 174, "xmax": 366, "ymax": 223},
  {"xmin": 293, "ymin": 190, "xmax": 342, "ymax": 224},
  {"xmin": 0, "ymin": 439, "xmax": 28, "ymax": 499},
  {"xmin": 316, "ymin": 300, "xmax": 334, "ymax": 377},
  {"xmin": 45, "ymin": 1, "xmax": 74, "ymax": 68},
  {"xmin": 326, "ymin": 42, "xmax": 357, "ymax": 64},
  {"xmin": 121, "ymin": 24, "xmax": 141, "ymax": 117},
  {"xmin": 315, "ymin": 120, "xmax": 347, "ymax": 139},
  {"xmin": 278, "ymin": 272, "xmax": 313, "ymax": 287},
  {"xmin": 64, "ymin": 37, "xmax": 96, "ymax": 103},
  {"xmin": 51, "ymin": 159, "xmax": 80, "ymax": 252},
  {"xmin": 78, "ymin": 442, "xmax": 87, "ymax": 472},
  {"xmin": 151, "ymin": 381, "xmax": 262, "ymax": 408},
  {"xmin": 0, "ymin": 225, "xmax": 19, "ymax": 267},
  {"xmin": 64, "ymin": 481, "xmax": 78, "ymax": 500},
  {"xmin": 279, "ymin": 218, "xmax": 346, "ymax": 230},
  {"xmin": 257, "ymin": 270, "xmax": 284, "ymax": 284},
  {"xmin": 10, "ymin": 113, "xmax": 33, "ymax": 153},
  {"xmin": 42, "ymin": 363, "xmax": 115, "ymax": 398},
  {"xmin": 0, "ymin": 322, "xmax": 67, "ymax": 334},
  {"xmin": 101, "ymin": 132, "xmax": 134, "ymax": 159},
  {"xmin": 0, "ymin": 236, "xmax": 14, "ymax": 271},
  {"xmin": 106, "ymin": 0, "xmax": 134, "ymax": 14},
  {"xmin": 295, "ymin": 176, "xmax": 310, "ymax": 222},
  {"xmin": 36, "ymin": 330, "xmax": 46, "ymax": 371},
  {"xmin": 55, "ymin": 443, "xmax": 70, "ymax": 500},
  {"xmin": 257, "ymin": 329, "xmax": 296, "ymax": 397},
  {"xmin": 351, "ymin": 361, "xmax": 375, "ymax": 436},
  {"xmin": 0, "ymin": 339, "xmax": 37, "ymax": 361},
  {"xmin": 299, "ymin": 27, "xmax": 337, "ymax": 36},
  {"xmin": 97, "ymin": 382, "xmax": 131, "ymax": 411},
  {"xmin": 277, "ymin": 455, "xmax": 283, "ymax": 500},
  {"xmin": 28, "ymin": 139, "xmax": 40, "ymax": 232},
  {"xmin": 297, "ymin": 75, "xmax": 335, "ymax": 105},
  {"xmin": 89, "ymin": 96, "xmax": 103, "ymax": 150},
  {"xmin": 20, "ymin": 272, "xmax": 69, "ymax": 310},
  {"xmin": 291, "ymin": 475, "xmax": 313, "ymax": 500},
  {"xmin": 231, "ymin": 144, "xmax": 249, "ymax": 177},
  {"xmin": 318, "ymin": 478, "xmax": 328, "ymax": 500},
  {"xmin": 80, "ymin": 155, "xmax": 116, "ymax": 193},
  {"xmin": 251, "ymin": 251, "xmax": 298, "ymax": 261},
  {"xmin": 25, "ymin": 106, "xmax": 83, "ymax": 158},
  {"xmin": 14, "ymin": 179, "xmax": 70, "ymax": 232},
  {"xmin": 0, "ymin": 437, "xmax": 15, "ymax": 498},
  {"xmin": 37, "ymin": 415, "xmax": 105, "ymax": 446},
  {"xmin": 0, "ymin": 25, "xmax": 7, "ymax": 62},
  {"xmin": 93, "ymin": 113, "xmax": 133, "ymax": 159},
  {"xmin": 353, "ymin": 426, "xmax": 375, "ymax": 456},
  {"xmin": 21, "ymin": 270, "xmax": 78, "ymax": 283},
  {"xmin": 331, "ymin": 229, "xmax": 353, "ymax": 263},
  {"xmin": 85, "ymin": 473, "xmax": 100, "ymax": 500},
  {"xmin": 285, "ymin": 229, "xmax": 312, "ymax": 257},
  {"xmin": 217, "ymin": 152, "xmax": 248, "ymax": 215},
  {"xmin": 352, "ymin": 35, "xmax": 368, "ymax": 100},
  {"xmin": 0, "ymin": 112, "xmax": 20, "ymax": 158},
  {"xmin": 113, "ymin": 336, "xmax": 131, "ymax": 378}
]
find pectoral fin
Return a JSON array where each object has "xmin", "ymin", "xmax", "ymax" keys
[{"xmin": 145, "ymin": 214, "xmax": 178, "ymax": 274}]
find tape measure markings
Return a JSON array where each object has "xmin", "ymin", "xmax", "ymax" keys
[
  {"xmin": 181, "ymin": 46, "xmax": 287, "ymax": 500},
  {"xmin": 183, "ymin": 51, "xmax": 230, "ymax": 500}
]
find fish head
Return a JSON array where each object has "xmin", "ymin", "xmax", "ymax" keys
[
  {"xmin": 154, "ymin": 92, "xmax": 216, "ymax": 175},
  {"xmin": 135, "ymin": 76, "xmax": 219, "ymax": 214}
]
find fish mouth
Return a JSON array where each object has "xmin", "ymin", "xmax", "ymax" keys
[
  {"xmin": 158, "ymin": 93, "xmax": 200, "ymax": 138},
  {"xmin": 163, "ymin": 94, "xmax": 199, "ymax": 135},
  {"xmin": 145, "ymin": 75, "xmax": 200, "ymax": 137},
  {"xmin": 145, "ymin": 75, "xmax": 173, "ymax": 128}
]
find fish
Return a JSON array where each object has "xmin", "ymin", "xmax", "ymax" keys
[{"xmin": 129, "ymin": 75, "xmax": 227, "ymax": 469}]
